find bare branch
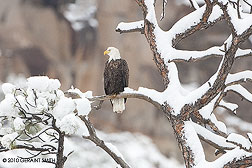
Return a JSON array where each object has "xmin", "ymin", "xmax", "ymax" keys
[{"xmin": 79, "ymin": 116, "xmax": 131, "ymax": 168}]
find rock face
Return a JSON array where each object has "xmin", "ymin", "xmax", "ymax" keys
[
  {"xmin": 0, "ymin": 0, "xmax": 251, "ymax": 162},
  {"xmin": 0, "ymin": 0, "xmax": 83, "ymax": 89}
]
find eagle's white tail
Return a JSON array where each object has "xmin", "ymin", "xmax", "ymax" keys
[{"xmin": 111, "ymin": 98, "xmax": 125, "ymax": 113}]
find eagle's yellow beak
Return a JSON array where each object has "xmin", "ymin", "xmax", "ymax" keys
[{"xmin": 104, "ymin": 50, "xmax": 110, "ymax": 55}]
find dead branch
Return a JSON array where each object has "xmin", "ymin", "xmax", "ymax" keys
[{"xmin": 79, "ymin": 115, "xmax": 131, "ymax": 168}]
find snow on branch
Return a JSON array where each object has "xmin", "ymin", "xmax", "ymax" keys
[
  {"xmin": 192, "ymin": 121, "xmax": 252, "ymax": 167},
  {"xmin": 197, "ymin": 147, "xmax": 252, "ymax": 167},
  {"xmin": 225, "ymin": 2, "xmax": 252, "ymax": 35},
  {"xmin": 171, "ymin": 4, "xmax": 223, "ymax": 46},
  {"xmin": 153, "ymin": 5, "xmax": 224, "ymax": 63},
  {"xmin": 166, "ymin": 46, "xmax": 224, "ymax": 62},
  {"xmin": 169, "ymin": 41, "xmax": 252, "ymax": 62},
  {"xmin": 183, "ymin": 121, "xmax": 205, "ymax": 165},
  {"xmin": 218, "ymin": 100, "xmax": 238, "ymax": 114},
  {"xmin": 116, "ymin": 20, "xmax": 144, "ymax": 34},
  {"xmin": 235, "ymin": 48, "xmax": 252, "ymax": 59},
  {"xmin": 192, "ymin": 122, "xmax": 235, "ymax": 151},
  {"xmin": 226, "ymin": 70, "xmax": 252, "ymax": 85},
  {"xmin": 66, "ymin": 87, "xmax": 165, "ymax": 112},
  {"xmin": 226, "ymin": 133, "xmax": 252, "ymax": 152},
  {"xmin": 225, "ymin": 84, "xmax": 252, "ymax": 103}
]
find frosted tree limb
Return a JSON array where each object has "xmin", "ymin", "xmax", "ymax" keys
[
  {"xmin": 172, "ymin": 4, "xmax": 223, "ymax": 46},
  {"xmin": 192, "ymin": 122, "xmax": 235, "ymax": 150},
  {"xmin": 218, "ymin": 100, "xmax": 238, "ymax": 114},
  {"xmin": 66, "ymin": 90, "xmax": 164, "ymax": 111},
  {"xmin": 226, "ymin": 133, "xmax": 252, "ymax": 152},
  {"xmin": 226, "ymin": 70, "xmax": 252, "ymax": 86},
  {"xmin": 235, "ymin": 48, "xmax": 252, "ymax": 59},
  {"xmin": 225, "ymin": 84, "xmax": 252, "ymax": 103},
  {"xmin": 116, "ymin": 21, "xmax": 144, "ymax": 34},
  {"xmin": 191, "ymin": 110, "xmax": 228, "ymax": 137},
  {"xmin": 166, "ymin": 42, "xmax": 252, "ymax": 63}
]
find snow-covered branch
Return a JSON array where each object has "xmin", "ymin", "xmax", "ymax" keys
[
  {"xmin": 172, "ymin": 3, "xmax": 223, "ymax": 47},
  {"xmin": 116, "ymin": 20, "xmax": 144, "ymax": 34},
  {"xmin": 225, "ymin": 84, "xmax": 252, "ymax": 103},
  {"xmin": 226, "ymin": 70, "xmax": 252, "ymax": 86},
  {"xmin": 170, "ymin": 39, "xmax": 252, "ymax": 63},
  {"xmin": 218, "ymin": 100, "xmax": 238, "ymax": 114},
  {"xmin": 192, "ymin": 122, "xmax": 235, "ymax": 151},
  {"xmin": 235, "ymin": 48, "xmax": 252, "ymax": 59},
  {"xmin": 66, "ymin": 87, "xmax": 164, "ymax": 111},
  {"xmin": 226, "ymin": 133, "xmax": 252, "ymax": 152}
]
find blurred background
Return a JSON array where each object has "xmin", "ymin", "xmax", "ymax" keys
[{"xmin": 0, "ymin": 0, "xmax": 251, "ymax": 167}]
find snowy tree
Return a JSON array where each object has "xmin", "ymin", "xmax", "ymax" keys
[
  {"xmin": 0, "ymin": 77, "xmax": 93, "ymax": 168},
  {"xmin": 113, "ymin": 0, "xmax": 252, "ymax": 167}
]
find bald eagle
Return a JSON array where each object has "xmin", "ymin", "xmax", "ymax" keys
[{"xmin": 104, "ymin": 47, "xmax": 129, "ymax": 113}]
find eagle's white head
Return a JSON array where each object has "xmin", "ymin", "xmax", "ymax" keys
[{"xmin": 104, "ymin": 47, "xmax": 121, "ymax": 62}]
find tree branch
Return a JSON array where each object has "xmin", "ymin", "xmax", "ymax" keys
[
  {"xmin": 226, "ymin": 71, "xmax": 252, "ymax": 86},
  {"xmin": 89, "ymin": 92, "xmax": 163, "ymax": 111},
  {"xmin": 116, "ymin": 21, "xmax": 144, "ymax": 34},
  {"xmin": 225, "ymin": 85, "xmax": 252, "ymax": 103},
  {"xmin": 65, "ymin": 90, "xmax": 164, "ymax": 112},
  {"xmin": 218, "ymin": 100, "xmax": 238, "ymax": 114},
  {"xmin": 192, "ymin": 122, "xmax": 235, "ymax": 151},
  {"xmin": 79, "ymin": 116, "xmax": 131, "ymax": 168}
]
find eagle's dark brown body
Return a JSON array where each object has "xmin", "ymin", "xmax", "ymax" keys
[{"xmin": 104, "ymin": 59, "xmax": 129, "ymax": 98}]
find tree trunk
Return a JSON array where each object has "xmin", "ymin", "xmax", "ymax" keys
[{"xmin": 56, "ymin": 132, "xmax": 65, "ymax": 168}]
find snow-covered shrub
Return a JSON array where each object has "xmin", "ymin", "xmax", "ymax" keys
[{"xmin": 0, "ymin": 76, "xmax": 91, "ymax": 151}]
